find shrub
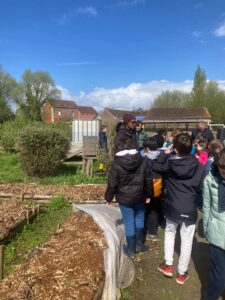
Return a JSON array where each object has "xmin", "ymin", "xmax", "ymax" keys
[
  {"xmin": 1, "ymin": 131, "xmax": 17, "ymax": 152},
  {"xmin": 0, "ymin": 118, "xmax": 71, "ymax": 153},
  {"xmin": 18, "ymin": 127, "xmax": 70, "ymax": 177}
]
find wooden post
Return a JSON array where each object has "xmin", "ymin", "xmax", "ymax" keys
[
  {"xmin": 26, "ymin": 210, "xmax": 29, "ymax": 224},
  {"xmin": 0, "ymin": 245, "xmax": 4, "ymax": 280},
  {"xmin": 90, "ymin": 159, "xmax": 93, "ymax": 178}
]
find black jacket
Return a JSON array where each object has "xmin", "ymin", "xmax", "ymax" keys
[
  {"xmin": 153, "ymin": 152, "xmax": 205, "ymax": 224},
  {"xmin": 191, "ymin": 128, "xmax": 214, "ymax": 142},
  {"xmin": 105, "ymin": 152, "xmax": 153, "ymax": 205},
  {"xmin": 114, "ymin": 125, "xmax": 139, "ymax": 153}
]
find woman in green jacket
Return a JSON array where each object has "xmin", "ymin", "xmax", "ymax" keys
[{"xmin": 203, "ymin": 148, "xmax": 225, "ymax": 300}]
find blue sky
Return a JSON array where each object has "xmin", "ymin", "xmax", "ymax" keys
[{"xmin": 1, "ymin": 0, "xmax": 225, "ymax": 109}]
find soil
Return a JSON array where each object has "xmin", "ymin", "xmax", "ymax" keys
[
  {"xmin": 0, "ymin": 202, "xmax": 37, "ymax": 241},
  {"xmin": 0, "ymin": 183, "xmax": 106, "ymax": 202},
  {"xmin": 0, "ymin": 212, "xmax": 106, "ymax": 300},
  {"xmin": 125, "ymin": 215, "xmax": 225, "ymax": 300}
]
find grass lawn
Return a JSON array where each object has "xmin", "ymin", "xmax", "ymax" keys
[
  {"xmin": 3, "ymin": 197, "xmax": 72, "ymax": 275},
  {"xmin": 0, "ymin": 153, "xmax": 106, "ymax": 185}
]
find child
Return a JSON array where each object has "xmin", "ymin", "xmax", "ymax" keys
[
  {"xmin": 105, "ymin": 138, "xmax": 153, "ymax": 258},
  {"xmin": 153, "ymin": 133, "xmax": 205, "ymax": 284},
  {"xmin": 205, "ymin": 139, "xmax": 223, "ymax": 175},
  {"xmin": 203, "ymin": 148, "xmax": 225, "ymax": 299},
  {"xmin": 195, "ymin": 136, "xmax": 208, "ymax": 165},
  {"xmin": 143, "ymin": 137, "xmax": 163, "ymax": 241}
]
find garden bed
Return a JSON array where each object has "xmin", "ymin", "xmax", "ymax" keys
[
  {"xmin": 0, "ymin": 202, "xmax": 38, "ymax": 242},
  {"xmin": 0, "ymin": 183, "xmax": 106, "ymax": 202},
  {"xmin": 0, "ymin": 212, "xmax": 106, "ymax": 300}
]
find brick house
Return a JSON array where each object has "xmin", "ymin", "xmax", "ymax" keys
[
  {"xmin": 98, "ymin": 107, "xmax": 212, "ymax": 133},
  {"xmin": 42, "ymin": 99, "xmax": 97, "ymax": 123}
]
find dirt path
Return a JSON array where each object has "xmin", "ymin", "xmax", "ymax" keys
[{"xmin": 122, "ymin": 215, "xmax": 225, "ymax": 300}]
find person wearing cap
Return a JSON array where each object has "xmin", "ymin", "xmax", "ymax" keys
[
  {"xmin": 136, "ymin": 120, "xmax": 148, "ymax": 151},
  {"xmin": 203, "ymin": 148, "xmax": 225, "ymax": 300},
  {"xmin": 114, "ymin": 114, "xmax": 139, "ymax": 154}
]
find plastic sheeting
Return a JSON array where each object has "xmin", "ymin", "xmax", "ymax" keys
[{"xmin": 74, "ymin": 204, "xmax": 135, "ymax": 300}]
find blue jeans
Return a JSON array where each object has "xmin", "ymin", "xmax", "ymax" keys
[
  {"xmin": 204, "ymin": 244, "xmax": 225, "ymax": 300},
  {"xmin": 119, "ymin": 203, "xmax": 145, "ymax": 237}
]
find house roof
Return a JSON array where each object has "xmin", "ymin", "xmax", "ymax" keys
[
  {"xmin": 104, "ymin": 108, "xmax": 136, "ymax": 120},
  {"xmin": 76, "ymin": 106, "xmax": 97, "ymax": 115},
  {"xmin": 47, "ymin": 99, "xmax": 77, "ymax": 109},
  {"xmin": 104, "ymin": 107, "xmax": 212, "ymax": 122},
  {"xmin": 144, "ymin": 107, "xmax": 211, "ymax": 122}
]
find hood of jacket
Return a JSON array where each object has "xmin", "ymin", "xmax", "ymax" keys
[
  {"xmin": 115, "ymin": 150, "xmax": 143, "ymax": 171},
  {"xmin": 144, "ymin": 150, "xmax": 161, "ymax": 160},
  {"xmin": 168, "ymin": 154, "xmax": 201, "ymax": 179}
]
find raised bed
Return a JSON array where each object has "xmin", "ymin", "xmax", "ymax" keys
[
  {"xmin": 0, "ymin": 212, "xmax": 106, "ymax": 300},
  {"xmin": 0, "ymin": 183, "xmax": 106, "ymax": 203},
  {"xmin": 0, "ymin": 202, "xmax": 38, "ymax": 242}
]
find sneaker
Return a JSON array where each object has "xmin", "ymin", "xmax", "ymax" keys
[
  {"xmin": 176, "ymin": 272, "xmax": 190, "ymax": 285},
  {"xmin": 146, "ymin": 234, "xmax": 159, "ymax": 242},
  {"xmin": 136, "ymin": 243, "xmax": 149, "ymax": 253},
  {"xmin": 157, "ymin": 262, "xmax": 173, "ymax": 277}
]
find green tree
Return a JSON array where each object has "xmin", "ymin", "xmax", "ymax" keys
[
  {"xmin": 204, "ymin": 81, "xmax": 225, "ymax": 123},
  {"xmin": 151, "ymin": 90, "xmax": 191, "ymax": 108},
  {"xmin": 15, "ymin": 69, "xmax": 59, "ymax": 121},
  {"xmin": 191, "ymin": 65, "xmax": 207, "ymax": 107},
  {"xmin": 0, "ymin": 67, "xmax": 16, "ymax": 123}
]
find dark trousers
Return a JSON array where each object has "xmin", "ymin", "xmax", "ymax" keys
[
  {"xmin": 145, "ymin": 197, "xmax": 163, "ymax": 235},
  {"xmin": 204, "ymin": 244, "xmax": 225, "ymax": 300}
]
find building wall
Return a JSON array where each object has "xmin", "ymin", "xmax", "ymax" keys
[
  {"xmin": 53, "ymin": 108, "xmax": 75, "ymax": 123},
  {"xmin": 98, "ymin": 110, "xmax": 120, "ymax": 132},
  {"xmin": 74, "ymin": 109, "xmax": 96, "ymax": 120}
]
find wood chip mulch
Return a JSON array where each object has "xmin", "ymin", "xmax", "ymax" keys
[
  {"xmin": 0, "ymin": 202, "xmax": 37, "ymax": 241},
  {"xmin": 0, "ymin": 183, "xmax": 106, "ymax": 202},
  {"xmin": 0, "ymin": 212, "xmax": 106, "ymax": 300}
]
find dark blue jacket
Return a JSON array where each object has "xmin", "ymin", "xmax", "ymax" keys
[
  {"xmin": 153, "ymin": 152, "xmax": 205, "ymax": 224},
  {"xmin": 99, "ymin": 131, "xmax": 107, "ymax": 149}
]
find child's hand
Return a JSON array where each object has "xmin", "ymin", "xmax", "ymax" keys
[
  {"xmin": 165, "ymin": 144, "xmax": 173, "ymax": 154},
  {"xmin": 106, "ymin": 201, "xmax": 113, "ymax": 207},
  {"xmin": 145, "ymin": 198, "xmax": 151, "ymax": 204}
]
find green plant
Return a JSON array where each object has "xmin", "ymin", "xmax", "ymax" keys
[
  {"xmin": 0, "ymin": 118, "xmax": 71, "ymax": 153},
  {"xmin": 18, "ymin": 127, "xmax": 70, "ymax": 177},
  {"xmin": 48, "ymin": 196, "xmax": 68, "ymax": 211}
]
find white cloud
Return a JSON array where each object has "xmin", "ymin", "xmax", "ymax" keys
[
  {"xmin": 58, "ymin": 6, "xmax": 98, "ymax": 25},
  {"xmin": 116, "ymin": 0, "xmax": 145, "ymax": 7},
  {"xmin": 57, "ymin": 80, "xmax": 225, "ymax": 111},
  {"xmin": 74, "ymin": 80, "xmax": 193, "ymax": 111},
  {"xmin": 192, "ymin": 31, "xmax": 201, "ymax": 39},
  {"xmin": 56, "ymin": 85, "xmax": 74, "ymax": 100},
  {"xmin": 214, "ymin": 21, "xmax": 225, "ymax": 37},
  {"xmin": 76, "ymin": 6, "xmax": 98, "ymax": 17}
]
